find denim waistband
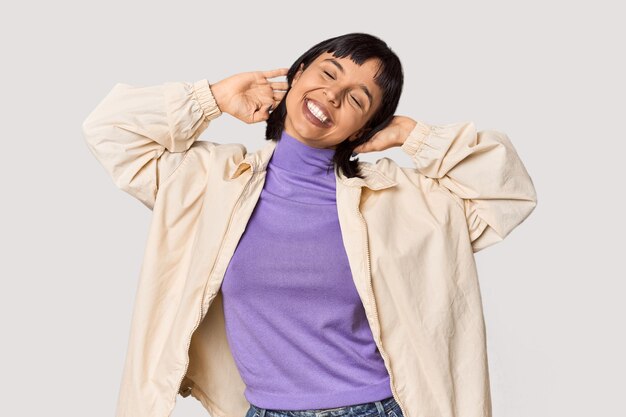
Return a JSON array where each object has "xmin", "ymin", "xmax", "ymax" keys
[{"xmin": 250, "ymin": 395, "xmax": 399, "ymax": 417}]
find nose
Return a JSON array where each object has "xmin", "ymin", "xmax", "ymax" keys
[{"xmin": 323, "ymin": 85, "xmax": 342, "ymax": 107}]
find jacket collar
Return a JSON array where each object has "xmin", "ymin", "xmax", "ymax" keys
[{"xmin": 228, "ymin": 139, "xmax": 398, "ymax": 190}]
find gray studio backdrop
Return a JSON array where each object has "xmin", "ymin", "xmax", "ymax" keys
[{"xmin": 1, "ymin": 1, "xmax": 623, "ymax": 416}]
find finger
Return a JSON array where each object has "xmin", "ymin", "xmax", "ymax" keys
[
  {"xmin": 273, "ymin": 91, "xmax": 286, "ymax": 101},
  {"xmin": 261, "ymin": 104, "xmax": 273, "ymax": 121},
  {"xmin": 254, "ymin": 102, "xmax": 274, "ymax": 123},
  {"xmin": 263, "ymin": 68, "xmax": 289, "ymax": 79},
  {"xmin": 250, "ymin": 100, "xmax": 266, "ymax": 124},
  {"xmin": 270, "ymin": 81, "xmax": 289, "ymax": 91},
  {"xmin": 354, "ymin": 144, "xmax": 370, "ymax": 153}
]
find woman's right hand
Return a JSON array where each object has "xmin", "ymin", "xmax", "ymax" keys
[{"xmin": 210, "ymin": 68, "xmax": 289, "ymax": 124}]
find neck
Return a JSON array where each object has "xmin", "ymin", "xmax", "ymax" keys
[{"xmin": 269, "ymin": 129, "xmax": 336, "ymax": 176}]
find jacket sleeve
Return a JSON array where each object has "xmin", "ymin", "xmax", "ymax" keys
[
  {"xmin": 401, "ymin": 120, "xmax": 538, "ymax": 253},
  {"xmin": 82, "ymin": 79, "xmax": 222, "ymax": 210}
]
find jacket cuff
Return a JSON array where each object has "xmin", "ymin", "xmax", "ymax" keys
[
  {"xmin": 193, "ymin": 79, "xmax": 222, "ymax": 122},
  {"xmin": 400, "ymin": 120, "xmax": 433, "ymax": 156}
]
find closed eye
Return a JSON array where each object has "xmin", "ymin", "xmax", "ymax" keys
[{"xmin": 323, "ymin": 69, "xmax": 362, "ymax": 109}]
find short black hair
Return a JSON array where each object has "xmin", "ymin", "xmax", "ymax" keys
[{"xmin": 265, "ymin": 32, "xmax": 404, "ymax": 179}]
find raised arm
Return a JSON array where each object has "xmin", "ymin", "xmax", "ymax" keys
[
  {"xmin": 82, "ymin": 68, "xmax": 288, "ymax": 210},
  {"xmin": 82, "ymin": 79, "xmax": 222, "ymax": 210},
  {"xmin": 400, "ymin": 119, "xmax": 538, "ymax": 253}
]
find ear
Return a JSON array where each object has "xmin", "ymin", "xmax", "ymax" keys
[{"xmin": 292, "ymin": 63, "xmax": 305, "ymax": 86}]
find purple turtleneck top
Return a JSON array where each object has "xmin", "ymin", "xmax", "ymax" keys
[{"xmin": 220, "ymin": 129, "xmax": 392, "ymax": 410}]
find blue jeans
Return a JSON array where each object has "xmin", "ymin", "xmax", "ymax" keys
[{"xmin": 245, "ymin": 396, "xmax": 403, "ymax": 417}]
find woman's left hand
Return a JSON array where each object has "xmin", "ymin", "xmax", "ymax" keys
[{"xmin": 352, "ymin": 115, "xmax": 418, "ymax": 154}]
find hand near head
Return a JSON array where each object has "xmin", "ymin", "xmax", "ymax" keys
[
  {"xmin": 352, "ymin": 116, "xmax": 418, "ymax": 154},
  {"xmin": 210, "ymin": 68, "xmax": 289, "ymax": 124}
]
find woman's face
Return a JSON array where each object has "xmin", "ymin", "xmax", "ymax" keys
[{"xmin": 283, "ymin": 52, "xmax": 383, "ymax": 150}]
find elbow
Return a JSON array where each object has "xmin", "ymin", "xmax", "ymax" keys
[
  {"xmin": 527, "ymin": 177, "xmax": 538, "ymax": 211},
  {"xmin": 82, "ymin": 114, "xmax": 97, "ymax": 148},
  {"xmin": 81, "ymin": 121, "xmax": 91, "ymax": 142},
  {"xmin": 81, "ymin": 120, "xmax": 97, "ymax": 156},
  {"xmin": 82, "ymin": 112, "xmax": 111, "ymax": 153},
  {"xmin": 82, "ymin": 83, "xmax": 125, "ymax": 146}
]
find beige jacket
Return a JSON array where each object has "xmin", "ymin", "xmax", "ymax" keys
[{"xmin": 82, "ymin": 79, "xmax": 537, "ymax": 417}]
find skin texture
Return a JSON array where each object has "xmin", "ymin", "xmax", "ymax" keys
[
  {"xmin": 352, "ymin": 115, "xmax": 417, "ymax": 154},
  {"xmin": 283, "ymin": 52, "xmax": 385, "ymax": 150},
  {"xmin": 209, "ymin": 57, "xmax": 418, "ymax": 154},
  {"xmin": 210, "ymin": 68, "xmax": 289, "ymax": 124}
]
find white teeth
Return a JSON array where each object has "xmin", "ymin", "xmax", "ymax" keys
[{"xmin": 306, "ymin": 100, "xmax": 329, "ymax": 124}]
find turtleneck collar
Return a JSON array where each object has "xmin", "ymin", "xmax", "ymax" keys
[{"xmin": 269, "ymin": 129, "xmax": 336, "ymax": 177}]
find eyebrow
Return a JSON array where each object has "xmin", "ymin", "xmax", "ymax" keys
[{"xmin": 322, "ymin": 58, "xmax": 373, "ymax": 109}]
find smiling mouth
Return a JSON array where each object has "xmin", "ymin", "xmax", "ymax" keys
[{"xmin": 303, "ymin": 98, "xmax": 332, "ymax": 127}]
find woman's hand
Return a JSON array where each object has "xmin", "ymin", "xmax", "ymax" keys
[
  {"xmin": 210, "ymin": 68, "xmax": 289, "ymax": 124},
  {"xmin": 352, "ymin": 115, "xmax": 418, "ymax": 154}
]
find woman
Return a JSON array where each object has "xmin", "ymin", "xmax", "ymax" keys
[{"xmin": 83, "ymin": 33, "xmax": 537, "ymax": 417}]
